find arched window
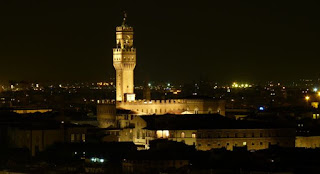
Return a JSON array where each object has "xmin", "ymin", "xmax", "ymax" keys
[
  {"xmin": 181, "ymin": 132, "xmax": 185, "ymax": 138},
  {"xmin": 194, "ymin": 107, "xmax": 199, "ymax": 114}
]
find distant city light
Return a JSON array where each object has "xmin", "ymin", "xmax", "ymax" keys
[
  {"xmin": 232, "ymin": 82, "xmax": 251, "ymax": 88},
  {"xmin": 148, "ymin": 83, "xmax": 151, "ymax": 87},
  {"xmin": 259, "ymin": 106, "xmax": 265, "ymax": 111},
  {"xmin": 314, "ymin": 88, "xmax": 318, "ymax": 92},
  {"xmin": 318, "ymin": 92, "xmax": 320, "ymax": 96},
  {"xmin": 91, "ymin": 157, "xmax": 105, "ymax": 163},
  {"xmin": 167, "ymin": 83, "xmax": 170, "ymax": 87},
  {"xmin": 305, "ymin": 96, "xmax": 310, "ymax": 101}
]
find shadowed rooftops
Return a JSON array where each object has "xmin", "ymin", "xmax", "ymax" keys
[{"xmin": 141, "ymin": 114, "xmax": 294, "ymax": 130}]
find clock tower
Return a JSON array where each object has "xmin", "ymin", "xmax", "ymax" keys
[{"xmin": 113, "ymin": 13, "xmax": 136, "ymax": 102}]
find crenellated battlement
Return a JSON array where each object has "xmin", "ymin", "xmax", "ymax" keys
[
  {"xmin": 97, "ymin": 99, "xmax": 217, "ymax": 105},
  {"xmin": 116, "ymin": 26, "xmax": 133, "ymax": 31},
  {"xmin": 113, "ymin": 48, "xmax": 136, "ymax": 53},
  {"xmin": 97, "ymin": 99, "xmax": 116, "ymax": 104},
  {"xmin": 117, "ymin": 99, "xmax": 188, "ymax": 105}
]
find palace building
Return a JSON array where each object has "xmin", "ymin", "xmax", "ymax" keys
[{"xmin": 97, "ymin": 14, "xmax": 225, "ymax": 129}]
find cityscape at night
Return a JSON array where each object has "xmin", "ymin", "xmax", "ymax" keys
[{"xmin": 1, "ymin": 1, "xmax": 320, "ymax": 174}]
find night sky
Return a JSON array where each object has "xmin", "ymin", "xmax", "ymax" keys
[{"xmin": 0, "ymin": 1, "xmax": 319, "ymax": 83}]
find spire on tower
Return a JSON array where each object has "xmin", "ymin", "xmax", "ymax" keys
[{"xmin": 122, "ymin": 11, "xmax": 127, "ymax": 26}]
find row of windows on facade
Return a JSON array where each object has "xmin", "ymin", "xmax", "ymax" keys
[
  {"xmin": 114, "ymin": 57, "xmax": 135, "ymax": 61},
  {"xmin": 135, "ymin": 108, "xmax": 202, "ymax": 114},
  {"xmin": 198, "ymin": 141, "xmax": 282, "ymax": 147},
  {"xmin": 120, "ymin": 130, "xmax": 189, "ymax": 139},
  {"xmin": 197, "ymin": 132, "xmax": 280, "ymax": 138},
  {"xmin": 71, "ymin": 133, "xmax": 86, "ymax": 142},
  {"xmin": 155, "ymin": 131, "xmax": 196, "ymax": 139},
  {"xmin": 313, "ymin": 114, "xmax": 320, "ymax": 119}
]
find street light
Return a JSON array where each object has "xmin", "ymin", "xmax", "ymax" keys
[{"xmin": 318, "ymin": 92, "xmax": 320, "ymax": 97}]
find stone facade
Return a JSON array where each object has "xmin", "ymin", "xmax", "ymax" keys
[
  {"xmin": 196, "ymin": 129, "xmax": 296, "ymax": 151},
  {"xmin": 296, "ymin": 136, "xmax": 320, "ymax": 148},
  {"xmin": 113, "ymin": 24, "xmax": 136, "ymax": 102}
]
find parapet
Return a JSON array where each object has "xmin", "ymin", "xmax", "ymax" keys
[
  {"xmin": 117, "ymin": 99, "xmax": 187, "ymax": 105},
  {"xmin": 97, "ymin": 99, "xmax": 116, "ymax": 104},
  {"xmin": 113, "ymin": 48, "xmax": 136, "ymax": 53},
  {"xmin": 116, "ymin": 26, "xmax": 133, "ymax": 32}
]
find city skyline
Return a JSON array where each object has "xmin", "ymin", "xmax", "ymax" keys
[{"xmin": 0, "ymin": 1, "xmax": 320, "ymax": 82}]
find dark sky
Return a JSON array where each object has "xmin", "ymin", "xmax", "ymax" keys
[{"xmin": 0, "ymin": 0, "xmax": 320, "ymax": 83}]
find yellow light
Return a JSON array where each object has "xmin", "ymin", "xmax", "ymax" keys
[
  {"xmin": 235, "ymin": 84, "xmax": 239, "ymax": 88},
  {"xmin": 318, "ymin": 92, "xmax": 320, "ymax": 96},
  {"xmin": 305, "ymin": 96, "xmax": 310, "ymax": 101}
]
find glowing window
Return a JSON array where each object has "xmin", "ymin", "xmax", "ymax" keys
[
  {"xmin": 156, "ymin": 130, "xmax": 169, "ymax": 138},
  {"xmin": 81, "ymin": 134, "xmax": 86, "ymax": 142},
  {"xmin": 181, "ymin": 132, "xmax": 185, "ymax": 138},
  {"xmin": 71, "ymin": 134, "xmax": 75, "ymax": 142},
  {"xmin": 192, "ymin": 133, "xmax": 196, "ymax": 138},
  {"xmin": 243, "ymin": 142, "xmax": 247, "ymax": 146}
]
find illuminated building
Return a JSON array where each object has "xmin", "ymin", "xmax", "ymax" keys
[
  {"xmin": 113, "ymin": 13, "xmax": 136, "ymax": 102},
  {"xmin": 97, "ymin": 14, "xmax": 226, "ymax": 128},
  {"xmin": 7, "ymin": 123, "xmax": 88, "ymax": 156},
  {"xmin": 296, "ymin": 136, "xmax": 320, "ymax": 148},
  {"xmin": 100, "ymin": 113, "xmax": 295, "ymax": 150}
]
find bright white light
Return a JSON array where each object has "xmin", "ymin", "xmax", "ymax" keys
[
  {"xmin": 167, "ymin": 83, "xmax": 170, "ymax": 87},
  {"xmin": 259, "ymin": 106, "xmax": 264, "ymax": 111},
  {"xmin": 148, "ymin": 83, "xmax": 151, "ymax": 87},
  {"xmin": 100, "ymin": 159, "xmax": 104, "ymax": 163},
  {"xmin": 313, "ymin": 88, "xmax": 318, "ymax": 92}
]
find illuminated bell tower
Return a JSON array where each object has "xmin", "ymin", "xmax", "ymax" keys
[{"xmin": 113, "ymin": 13, "xmax": 136, "ymax": 102}]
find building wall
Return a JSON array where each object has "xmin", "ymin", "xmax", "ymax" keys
[
  {"xmin": 100, "ymin": 113, "xmax": 296, "ymax": 151},
  {"xmin": 151, "ymin": 130, "xmax": 197, "ymax": 146},
  {"xmin": 103, "ymin": 115, "xmax": 148, "ymax": 149},
  {"xmin": 13, "ymin": 109, "xmax": 52, "ymax": 114},
  {"xmin": 116, "ymin": 99, "xmax": 226, "ymax": 116},
  {"xmin": 296, "ymin": 136, "xmax": 320, "ymax": 148},
  {"xmin": 97, "ymin": 103, "xmax": 117, "ymax": 128},
  {"xmin": 7, "ymin": 126, "xmax": 88, "ymax": 156},
  {"xmin": 7, "ymin": 128, "xmax": 63, "ymax": 156},
  {"xmin": 122, "ymin": 159, "xmax": 189, "ymax": 174},
  {"xmin": 113, "ymin": 25, "xmax": 136, "ymax": 102},
  {"xmin": 196, "ymin": 128, "xmax": 295, "ymax": 151}
]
